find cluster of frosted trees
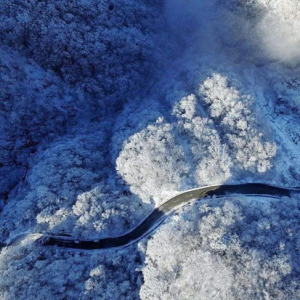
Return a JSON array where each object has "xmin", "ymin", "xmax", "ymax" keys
[
  {"xmin": 116, "ymin": 74, "xmax": 276, "ymax": 205},
  {"xmin": 0, "ymin": 0, "xmax": 166, "ymax": 238},
  {"xmin": 0, "ymin": 46, "xmax": 77, "ymax": 202},
  {"xmin": 0, "ymin": 0, "xmax": 299, "ymax": 298},
  {"xmin": 116, "ymin": 103, "xmax": 230, "ymax": 205},
  {"xmin": 0, "ymin": 128, "xmax": 150, "ymax": 241},
  {"xmin": 173, "ymin": 94, "xmax": 233, "ymax": 186},
  {"xmin": 0, "ymin": 0, "xmax": 164, "ymax": 106},
  {"xmin": 0, "ymin": 242, "xmax": 142, "ymax": 300},
  {"xmin": 116, "ymin": 118, "xmax": 189, "ymax": 204},
  {"xmin": 141, "ymin": 196, "xmax": 300, "ymax": 299},
  {"xmin": 1, "ymin": 196, "xmax": 299, "ymax": 299},
  {"xmin": 199, "ymin": 74, "xmax": 277, "ymax": 173}
]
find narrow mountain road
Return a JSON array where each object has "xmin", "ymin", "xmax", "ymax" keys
[{"xmin": 5, "ymin": 183, "xmax": 299, "ymax": 251}]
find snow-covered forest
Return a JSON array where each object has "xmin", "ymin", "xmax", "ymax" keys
[{"xmin": 1, "ymin": 0, "xmax": 300, "ymax": 299}]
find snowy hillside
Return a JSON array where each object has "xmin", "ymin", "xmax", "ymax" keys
[{"xmin": 0, "ymin": 0, "xmax": 300, "ymax": 299}]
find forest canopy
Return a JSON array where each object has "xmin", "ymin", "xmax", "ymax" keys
[{"xmin": 1, "ymin": 0, "xmax": 300, "ymax": 299}]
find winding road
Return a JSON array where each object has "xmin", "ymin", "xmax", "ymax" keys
[{"xmin": 5, "ymin": 183, "xmax": 299, "ymax": 250}]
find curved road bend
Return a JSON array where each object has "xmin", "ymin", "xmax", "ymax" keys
[{"xmin": 6, "ymin": 183, "xmax": 299, "ymax": 250}]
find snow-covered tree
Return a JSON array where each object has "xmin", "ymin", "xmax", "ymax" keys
[
  {"xmin": 199, "ymin": 73, "xmax": 277, "ymax": 173},
  {"xmin": 116, "ymin": 118, "xmax": 189, "ymax": 204}
]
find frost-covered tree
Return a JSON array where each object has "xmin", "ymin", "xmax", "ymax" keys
[
  {"xmin": 116, "ymin": 118, "xmax": 189, "ymax": 204},
  {"xmin": 173, "ymin": 94, "xmax": 232, "ymax": 185},
  {"xmin": 199, "ymin": 73, "xmax": 276, "ymax": 173},
  {"xmin": 71, "ymin": 184, "xmax": 147, "ymax": 239},
  {"xmin": 195, "ymin": 141, "xmax": 232, "ymax": 185}
]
